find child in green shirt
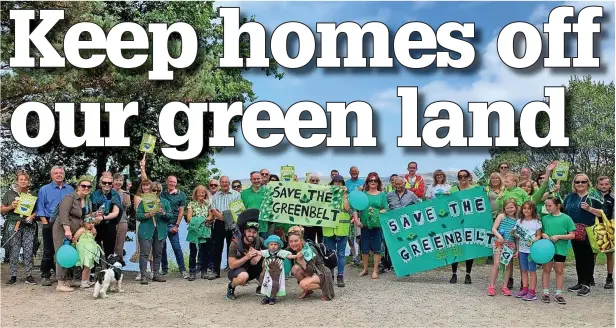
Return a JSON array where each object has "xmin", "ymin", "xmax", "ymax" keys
[{"xmin": 540, "ymin": 197, "xmax": 575, "ymax": 305}]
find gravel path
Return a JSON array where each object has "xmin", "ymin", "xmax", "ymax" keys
[{"xmin": 1, "ymin": 263, "xmax": 613, "ymax": 327}]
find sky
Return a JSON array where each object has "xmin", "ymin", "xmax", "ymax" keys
[{"xmin": 211, "ymin": 1, "xmax": 615, "ymax": 180}]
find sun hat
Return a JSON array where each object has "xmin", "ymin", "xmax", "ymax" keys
[{"xmin": 264, "ymin": 235, "xmax": 283, "ymax": 248}]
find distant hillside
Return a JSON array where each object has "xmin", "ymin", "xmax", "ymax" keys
[{"xmin": 234, "ymin": 171, "xmax": 461, "ymax": 189}]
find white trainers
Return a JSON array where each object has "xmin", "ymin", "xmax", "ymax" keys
[
  {"xmin": 182, "ymin": 271, "xmax": 190, "ymax": 279},
  {"xmin": 80, "ymin": 281, "xmax": 91, "ymax": 289},
  {"xmin": 135, "ymin": 273, "xmax": 142, "ymax": 281}
]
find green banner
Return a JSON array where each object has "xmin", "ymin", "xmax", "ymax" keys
[
  {"xmin": 259, "ymin": 181, "xmax": 343, "ymax": 228},
  {"xmin": 380, "ymin": 187, "xmax": 495, "ymax": 277}
]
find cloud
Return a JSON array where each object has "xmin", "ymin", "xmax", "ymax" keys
[
  {"xmin": 355, "ymin": 7, "xmax": 392, "ymax": 25},
  {"xmin": 529, "ymin": 4, "xmax": 550, "ymax": 23},
  {"xmin": 369, "ymin": 2, "xmax": 615, "ymax": 110},
  {"xmin": 409, "ymin": 2, "xmax": 437, "ymax": 12}
]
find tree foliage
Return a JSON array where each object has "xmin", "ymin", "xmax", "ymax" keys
[
  {"xmin": 1, "ymin": 1, "xmax": 282, "ymax": 193},
  {"xmin": 483, "ymin": 76, "xmax": 615, "ymax": 194}
]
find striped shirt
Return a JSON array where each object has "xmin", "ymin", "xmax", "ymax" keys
[
  {"xmin": 212, "ymin": 189, "xmax": 241, "ymax": 231},
  {"xmin": 211, "ymin": 189, "xmax": 241, "ymax": 212}
]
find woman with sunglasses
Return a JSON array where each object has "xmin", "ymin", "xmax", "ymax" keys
[
  {"xmin": 498, "ymin": 162, "xmax": 510, "ymax": 180},
  {"xmin": 91, "ymin": 173, "xmax": 124, "ymax": 264},
  {"xmin": 426, "ymin": 169, "xmax": 451, "ymax": 200},
  {"xmin": 356, "ymin": 172, "xmax": 388, "ymax": 279},
  {"xmin": 269, "ymin": 174, "xmax": 280, "ymax": 182},
  {"xmin": 136, "ymin": 181, "xmax": 173, "ymax": 284},
  {"xmin": 448, "ymin": 170, "xmax": 477, "ymax": 284},
  {"xmin": 52, "ymin": 176, "xmax": 100, "ymax": 292},
  {"xmin": 131, "ymin": 178, "xmax": 155, "ymax": 280},
  {"xmin": 563, "ymin": 173, "xmax": 606, "ymax": 297},
  {"xmin": 231, "ymin": 180, "xmax": 242, "ymax": 192}
]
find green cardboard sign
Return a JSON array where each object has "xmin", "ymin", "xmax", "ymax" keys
[
  {"xmin": 14, "ymin": 193, "xmax": 37, "ymax": 217},
  {"xmin": 141, "ymin": 193, "xmax": 159, "ymax": 212},
  {"xmin": 380, "ymin": 187, "xmax": 495, "ymax": 277},
  {"xmin": 280, "ymin": 165, "xmax": 295, "ymax": 182},
  {"xmin": 551, "ymin": 161, "xmax": 570, "ymax": 181},
  {"xmin": 259, "ymin": 181, "xmax": 343, "ymax": 228},
  {"xmin": 139, "ymin": 134, "xmax": 157, "ymax": 153},
  {"xmin": 228, "ymin": 199, "xmax": 246, "ymax": 222}
]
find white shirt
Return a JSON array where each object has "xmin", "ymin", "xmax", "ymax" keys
[
  {"xmin": 426, "ymin": 184, "xmax": 452, "ymax": 199},
  {"xmin": 517, "ymin": 219, "xmax": 542, "ymax": 253}
]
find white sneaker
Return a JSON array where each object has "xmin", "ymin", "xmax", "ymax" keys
[
  {"xmin": 182, "ymin": 271, "xmax": 189, "ymax": 279},
  {"xmin": 80, "ymin": 281, "xmax": 91, "ymax": 289},
  {"xmin": 148, "ymin": 271, "xmax": 153, "ymax": 279},
  {"xmin": 135, "ymin": 273, "xmax": 142, "ymax": 281}
]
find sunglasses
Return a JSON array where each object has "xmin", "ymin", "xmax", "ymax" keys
[
  {"xmin": 261, "ymin": 173, "xmax": 269, "ymax": 176},
  {"xmin": 310, "ymin": 180, "xmax": 320, "ymax": 183},
  {"xmin": 458, "ymin": 175, "xmax": 469, "ymax": 179},
  {"xmin": 151, "ymin": 189, "xmax": 161, "ymax": 193},
  {"xmin": 210, "ymin": 184, "xmax": 219, "ymax": 187},
  {"xmin": 101, "ymin": 181, "xmax": 113, "ymax": 186},
  {"xmin": 575, "ymin": 180, "xmax": 588, "ymax": 184},
  {"xmin": 500, "ymin": 166, "xmax": 509, "ymax": 170},
  {"xmin": 368, "ymin": 179, "xmax": 379, "ymax": 183},
  {"xmin": 232, "ymin": 185, "xmax": 241, "ymax": 189},
  {"xmin": 79, "ymin": 184, "xmax": 92, "ymax": 189}
]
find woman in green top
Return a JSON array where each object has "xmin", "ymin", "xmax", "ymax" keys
[
  {"xmin": 1, "ymin": 171, "xmax": 38, "ymax": 285},
  {"xmin": 322, "ymin": 175, "xmax": 351, "ymax": 287},
  {"xmin": 534, "ymin": 174, "xmax": 561, "ymax": 218},
  {"xmin": 356, "ymin": 172, "xmax": 388, "ymax": 280},
  {"xmin": 186, "ymin": 185, "xmax": 214, "ymax": 281},
  {"xmin": 448, "ymin": 169, "xmax": 477, "ymax": 284},
  {"xmin": 136, "ymin": 182, "xmax": 174, "ymax": 284}
]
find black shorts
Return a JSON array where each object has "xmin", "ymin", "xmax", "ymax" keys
[
  {"xmin": 228, "ymin": 265, "xmax": 262, "ymax": 282},
  {"xmin": 552, "ymin": 254, "xmax": 567, "ymax": 263}
]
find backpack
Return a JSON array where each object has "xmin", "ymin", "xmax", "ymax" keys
[{"xmin": 306, "ymin": 240, "xmax": 337, "ymax": 270}]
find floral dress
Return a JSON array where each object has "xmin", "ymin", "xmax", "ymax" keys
[{"xmin": 76, "ymin": 231, "xmax": 103, "ymax": 269}]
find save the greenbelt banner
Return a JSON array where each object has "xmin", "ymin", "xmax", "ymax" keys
[
  {"xmin": 380, "ymin": 187, "xmax": 495, "ymax": 277},
  {"xmin": 259, "ymin": 181, "xmax": 343, "ymax": 228}
]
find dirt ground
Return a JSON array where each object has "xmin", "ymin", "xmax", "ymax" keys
[{"xmin": 1, "ymin": 263, "xmax": 614, "ymax": 327}]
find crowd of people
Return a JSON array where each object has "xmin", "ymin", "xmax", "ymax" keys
[{"xmin": 1, "ymin": 159, "xmax": 614, "ymax": 305}]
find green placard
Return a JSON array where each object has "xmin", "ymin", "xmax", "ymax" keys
[
  {"xmin": 228, "ymin": 199, "xmax": 246, "ymax": 222},
  {"xmin": 380, "ymin": 187, "xmax": 494, "ymax": 277},
  {"xmin": 551, "ymin": 161, "xmax": 570, "ymax": 181},
  {"xmin": 259, "ymin": 181, "xmax": 343, "ymax": 228},
  {"xmin": 14, "ymin": 193, "xmax": 37, "ymax": 217},
  {"xmin": 280, "ymin": 165, "xmax": 295, "ymax": 182},
  {"xmin": 139, "ymin": 134, "xmax": 157, "ymax": 153},
  {"xmin": 141, "ymin": 193, "xmax": 159, "ymax": 212}
]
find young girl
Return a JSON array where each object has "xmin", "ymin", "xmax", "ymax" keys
[
  {"xmin": 488, "ymin": 199, "xmax": 518, "ymax": 296},
  {"xmin": 260, "ymin": 235, "xmax": 300, "ymax": 305},
  {"xmin": 514, "ymin": 201, "xmax": 542, "ymax": 300},
  {"xmin": 75, "ymin": 217, "xmax": 104, "ymax": 288},
  {"xmin": 541, "ymin": 197, "xmax": 575, "ymax": 304}
]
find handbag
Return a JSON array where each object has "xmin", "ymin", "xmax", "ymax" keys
[
  {"xmin": 574, "ymin": 223, "xmax": 587, "ymax": 241},
  {"xmin": 587, "ymin": 212, "xmax": 615, "ymax": 253}
]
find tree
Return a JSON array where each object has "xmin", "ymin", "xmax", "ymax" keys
[
  {"xmin": 1, "ymin": 1, "xmax": 282, "ymax": 193},
  {"xmin": 483, "ymin": 76, "xmax": 615, "ymax": 194}
]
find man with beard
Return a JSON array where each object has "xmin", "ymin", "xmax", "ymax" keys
[{"xmin": 226, "ymin": 209, "xmax": 264, "ymax": 300}]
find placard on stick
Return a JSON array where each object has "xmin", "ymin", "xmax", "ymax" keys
[{"xmin": 140, "ymin": 134, "xmax": 157, "ymax": 154}]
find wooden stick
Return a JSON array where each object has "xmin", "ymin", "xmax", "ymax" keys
[{"xmin": 142, "ymin": 152, "xmax": 147, "ymax": 161}]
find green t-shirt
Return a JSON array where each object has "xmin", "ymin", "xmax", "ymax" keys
[
  {"xmin": 160, "ymin": 190, "xmax": 187, "ymax": 222},
  {"xmin": 241, "ymin": 187, "xmax": 267, "ymax": 233},
  {"xmin": 541, "ymin": 213, "xmax": 575, "ymax": 256},
  {"xmin": 359, "ymin": 192, "xmax": 388, "ymax": 229}
]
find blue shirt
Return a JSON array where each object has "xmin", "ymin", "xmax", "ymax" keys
[
  {"xmin": 345, "ymin": 178, "xmax": 365, "ymax": 192},
  {"xmin": 563, "ymin": 193, "xmax": 604, "ymax": 226},
  {"xmin": 35, "ymin": 182, "xmax": 75, "ymax": 220}
]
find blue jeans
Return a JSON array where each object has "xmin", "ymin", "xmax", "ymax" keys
[
  {"xmin": 161, "ymin": 225, "xmax": 186, "ymax": 272},
  {"xmin": 323, "ymin": 235, "xmax": 348, "ymax": 276}
]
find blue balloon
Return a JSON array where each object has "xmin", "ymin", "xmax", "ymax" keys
[
  {"xmin": 349, "ymin": 191, "xmax": 369, "ymax": 211},
  {"xmin": 530, "ymin": 239, "xmax": 555, "ymax": 264},
  {"xmin": 56, "ymin": 239, "xmax": 78, "ymax": 268}
]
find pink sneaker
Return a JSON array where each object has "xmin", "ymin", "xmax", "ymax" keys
[
  {"xmin": 515, "ymin": 289, "xmax": 528, "ymax": 298},
  {"xmin": 487, "ymin": 285, "xmax": 496, "ymax": 296},
  {"xmin": 501, "ymin": 287, "xmax": 512, "ymax": 296}
]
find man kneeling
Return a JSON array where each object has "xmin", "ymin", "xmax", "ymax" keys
[{"xmin": 226, "ymin": 211, "xmax": 264, "ymax": 300}]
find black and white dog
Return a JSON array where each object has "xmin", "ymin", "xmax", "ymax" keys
[{"xmin": 93, "ymin": 253, "xmax": 125, "ymax": 298}]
